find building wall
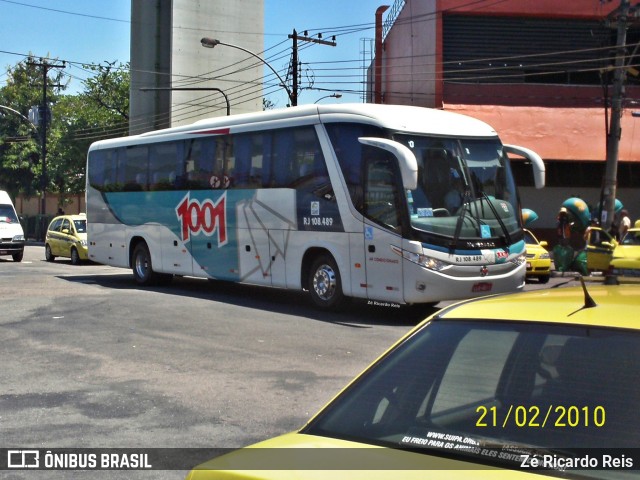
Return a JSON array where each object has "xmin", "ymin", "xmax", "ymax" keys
[
  {"xmin": 130, "ymin": 0, "xmax": 264, "ymax": 135},
  {"xmin": 130, "ymin": 0, "xmax": 172, "ymax": 135},
  {"xmin": 376, "ymin": 0, "xmax": 640, "ymax": 229},
  {"xmin": 437, "ymin": 0, "xmax": 624, "ymax": 19},
  {"xmin": 170, "ymin": 0, "xmax": 264, "ymax": 126},
  {"xmin": 381, "ymin": 1, "xmax": 438, "ymax": 106},
  {"xmin": 445, "ymin": 101, "xmax": 640, "ymax": 162},
  {"xmin": 14, "ymin": 193, "xmax": 86, "ymax": 216}
]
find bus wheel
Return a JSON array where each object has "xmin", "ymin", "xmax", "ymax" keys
[
  {"xmin": 308, "ymin": 254, "xmax": 345, "ymax": 310},
  {"xmin": 132, "ymin": 242, "xmax": 156, "ymax": 285}
]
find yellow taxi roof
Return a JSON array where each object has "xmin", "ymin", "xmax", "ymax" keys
[{"xmin": 436, "ymin": 283, "xmax": 640, "ymax": 330}]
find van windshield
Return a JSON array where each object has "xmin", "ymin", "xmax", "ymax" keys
[{"xmin": 0, "ymin": 205, "xmax": 19, "ymax": 223}]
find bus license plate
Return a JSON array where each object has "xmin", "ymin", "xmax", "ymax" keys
[{"xmin": 472, "ymin": 282, "xmax": 493, "ymax": 293}]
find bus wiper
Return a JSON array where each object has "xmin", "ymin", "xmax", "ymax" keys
[
  {"xmin": 449, "ymin": 188, "xmax": 477, "ymax": 253},
  {"xmin": 479, "ymin": 191, "xmax": 512, "ymax": 248}
]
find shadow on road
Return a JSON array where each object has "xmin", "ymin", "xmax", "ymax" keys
[{"xmin": 56, "ymin": 272, "xmax": 437, "ymax": 328}]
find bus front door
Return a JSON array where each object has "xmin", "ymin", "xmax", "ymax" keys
[{"xmin": 362, "ymin": 154, "xmax": 405, "ymax": 304}]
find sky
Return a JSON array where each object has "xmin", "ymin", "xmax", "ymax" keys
[{"xmin": 0, "ymin": 0, "xmax": 389, "ymax": 108}]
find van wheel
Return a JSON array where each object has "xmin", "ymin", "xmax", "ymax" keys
[
  {"xmin": 45, "ymin": 244, "xmax": 55, "ymax": 262},
  {"xmin": 308, "ymin": 254, "xmax": 345, "ymax": 310},
  {"xmin": 70, "ymin": 247, "xmax": 80, "ymax": 265},
  {"xmin": 12, "ymin": 250, "xmax": 23, "ymax": 262}
]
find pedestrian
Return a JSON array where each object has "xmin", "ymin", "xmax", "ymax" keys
[
  {"xmin": 619, "ymin": 209, "xmax": 631, "ymax": 241},
  {"xmin": 556, "ymin": 207, "xmax": 572, "ymax": 246},
  {"xmin": 583, "ymin": 218, "xmax": 603, "ymax": 251}
]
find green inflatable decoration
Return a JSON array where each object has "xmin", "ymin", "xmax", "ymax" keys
[
  {"xmin": 553, "ymin": 244, "xmax": 574, "ymax": 273},
  {"xmin": 571, "ymin": 250, "xmax": 588, "ymax": 276},
  {"xmin": 562, "ymin": 197, "xmax": 591, "ymax": 229},
  {"xmin": 521, "ymin": 208, "xmax": 538, "ymax": 227}
]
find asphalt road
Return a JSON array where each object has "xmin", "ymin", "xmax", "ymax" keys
[{"xmin": 0, "ymin": 245, "xmax": 579, "ymax": 480}]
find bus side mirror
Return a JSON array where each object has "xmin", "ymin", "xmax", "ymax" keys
[
  {"xmin": 358, "ymin": 137, "xmax": 418, "ymax": 190},
  {"xmin": 503, "ymin": 144, "xmax": 545, "ymax": 189}
]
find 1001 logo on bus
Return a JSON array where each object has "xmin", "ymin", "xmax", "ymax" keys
[{"xmin": 176, "ymin": 192, "xmax": 227, "ymax": 245}]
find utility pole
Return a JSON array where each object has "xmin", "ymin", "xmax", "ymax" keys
[
  {"xmin": 602, "ymin": 0, "xmax": 636, "ymax": 230},
  {"xmin": 288, "ymin": 29, "xmax": 336, "ymax": 106},
  {"xmin": 27, "ymin": 59, "xmax": 65, "ymax": 217}
]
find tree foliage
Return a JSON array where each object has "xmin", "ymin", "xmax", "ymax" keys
[{"xmin": 0, "ymin": 59, "xmax": 130, "ymax": 206}]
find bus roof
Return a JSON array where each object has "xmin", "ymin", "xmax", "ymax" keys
[{"xmin": 88, "ymin": 103, "xmax": 498, "ymax": 150}]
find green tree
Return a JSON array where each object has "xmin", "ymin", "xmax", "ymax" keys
[
  {"xmin": 0, "ymin": 56, "xmax": 64, "ymax": 197},
  {"xmin": 81, "ymin": 61, "xmax": 129, "ymax": 125},
  {"xmin": 50, "ymin": 62, "xmax": 130, "ymax": 208},
  {"xmin": 0, "ymin": 59, "xmax": 130, "ymax": 209}
]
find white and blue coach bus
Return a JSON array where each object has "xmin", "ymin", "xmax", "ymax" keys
[{"xmin": 86, "ymin": 103, "xmax": 544, "ymax": 309}]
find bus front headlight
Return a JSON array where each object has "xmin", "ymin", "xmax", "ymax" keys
[
  {"xmin": 510, "ymin": 252, "xmax": 527, "ymax": 266},
  {"xmin": 402, "ymin": 250, "xmax": 451, "ymax": 272}
]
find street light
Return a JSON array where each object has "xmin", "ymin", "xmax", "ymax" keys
[
  {"xmin": 314, "ymin": 93, "xmax": 342, "ymax": 104},
  {"xmin": 140, "ymin": 87, "xmax": 230, "ymax": 116},
  {"xmin": 0, "ymin": 105, "xmax": 38, "ymax": 133},
  {"xmin": 200, "ymin": 37, "xmax": 293, "ymax": 106}
]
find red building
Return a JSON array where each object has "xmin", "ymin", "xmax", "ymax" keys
[{"xmin": 372, "ymin": 0, "xmax": 640, "ymax": 234}]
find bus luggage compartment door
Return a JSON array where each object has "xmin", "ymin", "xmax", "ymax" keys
[{"xmin": 364, "ymin": 223, "xmax": 404, "ymax": 303}]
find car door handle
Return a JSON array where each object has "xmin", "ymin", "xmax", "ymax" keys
[{"xmin": 368, "ymin": 245, "xmax": 375, "ymax": 253}]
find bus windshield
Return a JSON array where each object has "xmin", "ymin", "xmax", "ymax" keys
[{"xmin": 394, "ymin": 135, "xmax": 520, "ymax": 240}]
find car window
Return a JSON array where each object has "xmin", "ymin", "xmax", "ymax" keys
[
  {"xmin": 303, "ymin": 321, "xmax": 640, "ymax": 463},
  {"xmin": 0, "ymin": 205, "xmax": 18, "ymax": 223},
  {"xmin": 621, "ymin": 232, "xmax": 640, "ymax": 246},
  {"xmin": 73, "ymin": 219, "xmax": 87, "ymax": 234},
  {"xmin": 61, "ymin": 219, "xmax": 71, "ymax": 232},
  {"xmin": 49, "ymin": 218, "xmax": 63, "ymax": 232},
  {"xmin": 431, "ymin": 329, "xmax": 517, "ymax": 414}
]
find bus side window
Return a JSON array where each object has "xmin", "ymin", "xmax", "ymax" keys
[
  {"xmin": 123, "ymin": 146, "xmax": 148, "ymax": 191},
  {"xmin": 233, "ymin": 134, "xmax": 252, "ymax": 188},
  {"xmin": 272, "ymin": 129, "xmax": 295, "ymax": 187},
  {"xmin": 150, "ymin": 142, "xmax": 181, "ymax": 190},
  {"xmin": 185, "ymin": 138, "xmax": 215, "ymax": 189},
  {"xmin": 89, "ymin": 149, "xmax": 119, "ymax": 191}
]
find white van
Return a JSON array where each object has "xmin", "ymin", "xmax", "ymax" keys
[{"xmin": 0, "ymin": 190, "xmax": 25, "ymax": 262}]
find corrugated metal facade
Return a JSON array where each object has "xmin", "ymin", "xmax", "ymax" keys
[{"xmin": 443, "ymin": 15, "xmax": 613, "ymax": 85}]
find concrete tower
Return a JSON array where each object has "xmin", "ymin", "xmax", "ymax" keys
[{"xmin": 130, "ymin": 0, "xmax": 264, "ymax": 134}]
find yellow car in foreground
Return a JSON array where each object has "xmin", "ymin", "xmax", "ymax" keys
[{"xmin": 187, "ymin": 284, "xmax": 640, "ymax": 479}]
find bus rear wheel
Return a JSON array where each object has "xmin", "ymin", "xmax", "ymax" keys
[
  {"xmin": 308, "ymin": 254, "xmax": 345, "ymax": 310},
  {"xmin": 132, "ymin": 242, "xmax": 173, "ymax": 286},
  {"xmin": 132, "ymin": 242, "xmax": 154, "ymax": 285}
]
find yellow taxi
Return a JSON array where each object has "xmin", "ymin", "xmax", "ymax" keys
[
  {"xmin": 523, "ymin": 228, "xmax": 550, "ymax": 283},
  {"xmin": 186, "ymin": 283, "xmax": 640, "ymax": 479},
  {"xmin": 608, "ymin": 228, "xmax": 640, "ymax": 278},
  {"xmin": 584, "ymin": 226, "xmax": 617, "ymax": 272},
  {"xmin": 44, "ymin": 213, "xmax": 89, "ymax": 265}
]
